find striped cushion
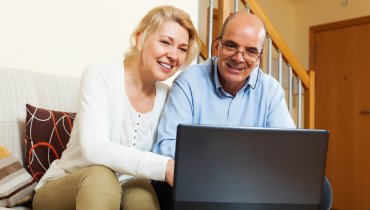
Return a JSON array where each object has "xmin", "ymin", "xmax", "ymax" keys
[{"xmin": 0, "ymin": 146, "xmax": 36, "ymax": 207}]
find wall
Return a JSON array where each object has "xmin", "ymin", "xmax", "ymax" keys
[
  {"xmin": 243, "ymin": 0, "xmax": 370, "ymax": 69},
  {"xmin": 0, "ymin": 0, "xmax": 198, "ymax": 77},
  {"xmin": 252, "ymin": 0, "xmax": 296, "ymax": 53},
  {"xmin": 295, "ymin": 0, "xmax": 370, "ymax": 69}
]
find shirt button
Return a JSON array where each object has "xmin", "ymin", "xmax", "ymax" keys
[
  {"xmin": 134, "ymin": 136, "xmax": 136, "ymax": 139},
  {"xmin": 135, "ymin": 130, "xmax": 137, "ymax": 132},
  {"xmin": 138, "ymin": 114, "xmax": 141, "ymax": 118},
  {"xmin": 137, "ymin": 122, "xmax": 139, "ymax": 125},
  {"xmin": 133, "ymin": 143, "xmax": 136, "ymax": 146}
]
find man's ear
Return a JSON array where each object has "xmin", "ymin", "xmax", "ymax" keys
[
  {"xmin": 213, "ymin": 39, "xmax": 221, "ymax": 56},
  {"xmin": 136, "ymin": 32, "xmax": 143, "ymax": 51}
]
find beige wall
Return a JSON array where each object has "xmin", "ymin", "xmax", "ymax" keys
[
  {"xmin": 295, "ymin": 0, "xmax": 370, "ymax": 69},
  {"xmin": 253, "ymin": 0, "xmax": 296, "ymax": 53},
  {"xmin": 256, "ymin": 0, "xmax": 370, "ymax": 69},
  {"xmin": 0, "ymin": 0, "xmax": 198, "ymax": 77}
]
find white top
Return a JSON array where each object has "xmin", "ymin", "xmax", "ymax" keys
[{"xmin": 35, "ymin": 60, "xmax": 171, "ymax": 190}]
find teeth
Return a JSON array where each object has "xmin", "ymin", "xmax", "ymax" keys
[
  {"xmin": 227, "ymin": 63, "xmax": 244, "ymax": 70},
  {"xmin": 159, "ymin": 62, "xmax": 171, "ymax": 69}
]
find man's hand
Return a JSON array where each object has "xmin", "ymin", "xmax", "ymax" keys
[{"xmin": 165, "ymin": 159, "xmax": 175, "ymax": 187}]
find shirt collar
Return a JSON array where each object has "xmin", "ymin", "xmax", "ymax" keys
[{"xmin": 212, "ymin": 57, "xmax": 260, "ymax": 97}]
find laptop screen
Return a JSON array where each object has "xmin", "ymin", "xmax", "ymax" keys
[{"xmin": 172, "ymin": 124, "xmax": 329, "ymax": 210}]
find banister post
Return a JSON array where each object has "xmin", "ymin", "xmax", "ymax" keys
[
  {"xmin": 217, "ymin": 0, "xmax": 231, "ymax": 37},
  {"xmin": 305, "ymin": 70, "xmax": 315, "ymax": 129}
]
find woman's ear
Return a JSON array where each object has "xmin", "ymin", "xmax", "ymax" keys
[{"xmin": 135, "ymin": 32, "xmax": 143, "ymax": 51}]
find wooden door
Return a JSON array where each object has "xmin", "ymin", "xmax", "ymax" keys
[{"xmin": 310, "ymin": 16, "xmax": 370, "ymax": 210}]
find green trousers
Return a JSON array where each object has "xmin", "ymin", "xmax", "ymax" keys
[{"xmin": 33, "ymin": 165, "xmax": 160, "ymax": 210}]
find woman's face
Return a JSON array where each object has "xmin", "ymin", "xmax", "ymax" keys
[{"xmin": 139, "ymin": 21, "xmax": 189, "ymax": 81}]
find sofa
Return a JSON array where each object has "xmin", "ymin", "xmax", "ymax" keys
[{"xmin": 0, "ymin": 67, "xmax": 80, "ymax": 209}]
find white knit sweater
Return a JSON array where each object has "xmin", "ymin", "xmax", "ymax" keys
[{"xmin": 35, "ymin": 60, "xmax": 171, "ymax": 190}]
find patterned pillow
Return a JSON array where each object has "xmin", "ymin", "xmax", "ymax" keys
[
  {"xmin": 0, "ymin": 146, "xmax": 36, "ymax": 207},
  {"xmin": 24, "ymin": 104, "xmax": 76, "ymax": 181}
]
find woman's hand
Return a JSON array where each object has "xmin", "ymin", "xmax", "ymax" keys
[{"xmin": 165, "ymin": 159, "xmax": 175, "ymax": 187}]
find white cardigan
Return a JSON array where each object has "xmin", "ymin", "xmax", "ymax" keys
[{"xmin": 35, "ymin": 60, "xmax": 171, "ymax": 190}]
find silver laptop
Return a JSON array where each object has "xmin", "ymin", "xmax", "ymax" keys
[{"xmin": 172, "ymin": 124, "xmax": 329, "ymax": 210}]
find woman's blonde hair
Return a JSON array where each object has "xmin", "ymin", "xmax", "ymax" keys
[{"xmin": 124, "ymin": 5, "xmax": 200, "ymax": 68}]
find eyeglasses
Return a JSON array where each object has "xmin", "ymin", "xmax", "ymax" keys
[{"xmin": 219, "ymin": 39, "xmax": 263, "ymax": 63}]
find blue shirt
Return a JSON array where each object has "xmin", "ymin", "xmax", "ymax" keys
[{"xmin": 153, "ymin": 58, "xmax": 295, "ymax": 158}]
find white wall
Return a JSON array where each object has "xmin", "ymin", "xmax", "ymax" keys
[{"xmin": 0, "ymin": 0, "xmax": 198, "ymax": 77}]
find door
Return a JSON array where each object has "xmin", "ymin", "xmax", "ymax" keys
[{"xmin": 310, "ymin": 16, "xmax": 370, "ymax": 209}]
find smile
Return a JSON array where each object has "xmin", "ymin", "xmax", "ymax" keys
[
  {"xmin": 158, "ymin": 62, "xmax": 173, "ymax": 70},
  {"xmin": 226, "ymin": 63, "xmax": 245, "ymax": 71}
]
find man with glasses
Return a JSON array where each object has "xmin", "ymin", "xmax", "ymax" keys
[{"xmin": 153, "ymin": 12, "xmax": 331, "ymax": 210}]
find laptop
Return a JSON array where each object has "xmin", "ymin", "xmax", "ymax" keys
[{"xmin": 172, "ymin": 124, "xmax": 329, "ymax": 210}]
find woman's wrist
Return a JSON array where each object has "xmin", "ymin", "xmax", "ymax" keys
[{"xmin": 165, "ymin": 159, "xmax": 175, "ymax": 186}]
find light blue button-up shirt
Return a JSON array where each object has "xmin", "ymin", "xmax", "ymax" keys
[{"xmin": 153, "ymin": 58, "xmax": 295, "ymax": 158}]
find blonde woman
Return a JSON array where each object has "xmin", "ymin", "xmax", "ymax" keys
[{"xmin": 33, "ymin": 5, "xmax": 200, "ymax": 210}]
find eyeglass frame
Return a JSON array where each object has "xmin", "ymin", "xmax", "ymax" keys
[{"xmin": 217, "ymin": 37, "xmax": 263, "ymax": 63}]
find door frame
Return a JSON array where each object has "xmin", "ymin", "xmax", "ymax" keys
[{"xmin": 309, "ymin": 15, "xmax": 370, "ymax": 69}]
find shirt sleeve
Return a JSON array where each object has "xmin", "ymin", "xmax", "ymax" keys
[
  {"xmin": 153, "ymin": 77, "xmax": 194, "ymax": 158},
  {"xmin": 78, "ymin": 65, "xmax": 170, "ymax": 181}
]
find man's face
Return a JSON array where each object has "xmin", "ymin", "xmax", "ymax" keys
[{"xmin": 215, "ymin": 17, "xmax": 264, "ymax": 93}]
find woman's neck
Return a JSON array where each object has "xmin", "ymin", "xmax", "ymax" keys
[
  {"xmin": 124, "ymin": 57, "xmax": 156, "ymax": 92},
  {"xmin": 124, "ymin": 57, "xmax": 156, "ymax": 113}
]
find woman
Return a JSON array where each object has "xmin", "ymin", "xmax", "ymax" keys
[{"xmin": 33, "ymin": 5, "xmax": 200, "ymax": 210}]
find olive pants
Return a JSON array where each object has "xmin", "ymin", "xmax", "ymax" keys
[{"xmin": 33, "ymin": 165, "xmax": 160, "ymax": 210}]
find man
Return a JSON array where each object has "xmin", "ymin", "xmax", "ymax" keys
[{"xmin": 153, "ymin": 12, "xmax": 332, "ymax": 210}]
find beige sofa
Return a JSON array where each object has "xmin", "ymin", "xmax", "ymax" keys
[{"xmin": 0, "ymin": 67, "xmax": 80, "ymax": 209}]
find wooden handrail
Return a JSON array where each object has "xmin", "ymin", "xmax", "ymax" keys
[{"xmin": 241, "ymin": 0, "xmax": 310, "ymax": 89}]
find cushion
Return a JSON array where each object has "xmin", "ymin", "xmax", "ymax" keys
[
  {"xmin": 24, "ymin": 104, "xmax": 76, "ymax": 181},
  {"xmin": 0, "ymin": 146, "xmax": 36, "ymax": 207}
]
